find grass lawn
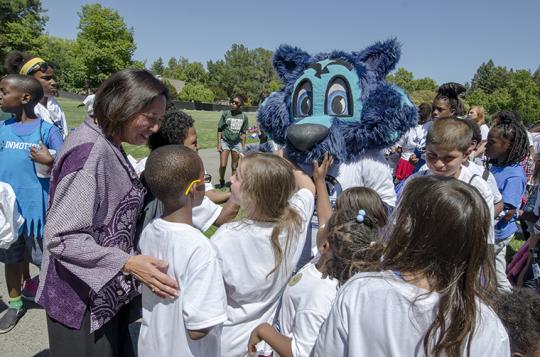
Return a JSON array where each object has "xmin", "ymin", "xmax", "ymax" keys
[{"xmin": 57, "ymin": 97, "xmax": 259, "ymax": 159}]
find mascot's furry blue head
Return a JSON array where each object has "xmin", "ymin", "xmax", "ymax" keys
[{"xmin": 258, "ymin": 39, "xmax": 418, "ymax": 165}]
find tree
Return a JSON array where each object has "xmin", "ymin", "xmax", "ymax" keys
[
  {"xmin": 178, "ymin": 83, "xmax": 215, "ymax": 103},
  {"xmin": 387, "ymin": 68, "xmax": 438, "ymax": 93},
  {"xmin": 0, "ymin": 0, "xmax": 48, "ymax": 73},
  {"xmin": 207, "ymin": 44, "xmax": 279, "ymax": 104},
  {"xmin": 150, "ymin": 57, "xmax": 164, "ymax": 75},
  {"xmin": 37, "ymin": 35, "xmax": 81, "ymax": 92},
  {"xmin": 72, "ymin": 4, "xmax": 136, "ymax": 89},
  {"xmin": 470, "ymin": 60, "xmax": 509, "ymax": 94},
  {"xmin": 506, "ymin": 70, "xmax": 540, "ymax": 123}
]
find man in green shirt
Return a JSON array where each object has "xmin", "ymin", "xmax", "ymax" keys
[{"xmin": 217, "ymin": 95, "xmax": 248, "ymax": 187}]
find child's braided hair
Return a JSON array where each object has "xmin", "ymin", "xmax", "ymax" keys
[{"xmin": 490, "ymin": 110, "xmax": 529, "ymax": 166}]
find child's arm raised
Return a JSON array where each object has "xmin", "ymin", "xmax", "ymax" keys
[
  {"xmin": 293, "ymin": 167, "xmax": 315, "ymax": 195},
  {"xmin": 248, "ymin": 323, "xmax": 292, "ymax": 357},
  {"xmin": 313, "ymin": 153, "xmax": 334, "ymax": 228}
]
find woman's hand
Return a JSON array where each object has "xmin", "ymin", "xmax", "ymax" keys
[
  {"xmin": 30, "ymin": 141, "xmax": 54, "ymax": 165},
  {"xmin": 312, "ymin": 152, "xmax": 334, "ymax": 183},
  {"xmin": 123, "ymin": 255, "xmax": 179, "ymax": 299}
]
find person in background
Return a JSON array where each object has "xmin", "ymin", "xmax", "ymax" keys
[
  {"xmin": 468, "ymin": 105, "xmax": 489, "ymax": 162},
  {"xmin": 78, "ymin": 90, "xmax": 96, "ymax": 118},
  {"xmin": 485, "ymin": 110, "xmax": 529, "ymax": 292},
  {"xmin": 431, "ymin": 82, "xmax": 466, "ymax": 120},
  {"xmin": 0, "ymin": 75, "xmax": 63, "ymax": 333},
  {"xmin": 4, "ymin": 51, "xmax": 68, "ymax": 139},
  {"xmin": 217, "ymin": 95, "xmax": 249, "ymax": 188}
]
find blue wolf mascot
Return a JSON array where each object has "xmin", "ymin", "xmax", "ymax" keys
[{"xmin": 258, "ymin": 39, "xmax": 417, "ymax": 210}]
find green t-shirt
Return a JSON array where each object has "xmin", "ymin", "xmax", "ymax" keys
[
  {"xmin": 0, "ymin": 109, "xmax": 13, "ymax": 120},
  {"xmin": 218, "ymin": 110, "xmax": 249, "ymax": 144}
]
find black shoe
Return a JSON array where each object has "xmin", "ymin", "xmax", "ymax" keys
[
  {"xmin": 216, "ymin": 179, "xmax": 226, "ymax": 189},
  {"xmin": 0, "ymin": 307, "xmax": 26, "ymax": 334},
  {"xmin": 225, "ymin": 181, "xmax": 232, "ymax": 188}
]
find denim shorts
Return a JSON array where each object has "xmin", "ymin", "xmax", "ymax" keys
[
  {"xmin": 221, "ymin": 139, "xmax": 241, "ymax": 153},
  {"xmin": 0, "ymin": 229, "xmax": 43, "ymax": 266}
]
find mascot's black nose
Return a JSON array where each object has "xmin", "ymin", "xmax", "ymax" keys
[{"xmin": 287, "ymin": 124, "xmax": 329, "ymax": 151}]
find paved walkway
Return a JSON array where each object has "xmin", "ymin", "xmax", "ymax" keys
[{"xmin": 0, "ymin": 148, "xmax": 230, "ymax": 356}]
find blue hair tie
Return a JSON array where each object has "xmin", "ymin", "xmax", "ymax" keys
[{"xmin": 356, "ymin": 209, "xmax": 366, "ymax": 223}]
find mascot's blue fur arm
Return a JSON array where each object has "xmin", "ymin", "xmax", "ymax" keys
[{"xmin": 257, "ymin": 38, "xmax": 418, "ymax": 166}]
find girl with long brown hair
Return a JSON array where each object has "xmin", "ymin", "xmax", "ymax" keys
[
  {"xmin": 313, "ymin": 175, "xmax": 510, "ymax": 357},
  {"xmin": 212, "ymin": 153, "xmax": 315, "ymax": 357}
]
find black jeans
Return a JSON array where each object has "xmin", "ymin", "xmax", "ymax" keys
[{"xmin": 47, "ymin": 296, "xmax": 141, "ymax": 357}]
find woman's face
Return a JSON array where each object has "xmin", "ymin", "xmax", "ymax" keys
[
  {"xmin": 119, "ymin": 95, "xmax": 166, "ymax": 145},
  {"xmin": 431, "ymin": 98, "xmax": 453, "ymax": 120},
  {"xmin": 33, "ymin": 66, "xmax": 56, "ymax": 97},
  {"xmin": 230, "ymin": 97, "xmax": 241, "ymax": 112}
]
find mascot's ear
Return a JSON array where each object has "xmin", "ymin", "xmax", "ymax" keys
[
  {"xmin": 273, "ymin": 45, "xmax": 313, "ymax": 84},
  {"xmin": 354, "ymin": 38, "xmax": 401, "ymax": 81}
]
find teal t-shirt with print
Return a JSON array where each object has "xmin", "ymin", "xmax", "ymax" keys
[{"xmin": 218, "ymin": 110, "xmax": 248, "ymax": 144}]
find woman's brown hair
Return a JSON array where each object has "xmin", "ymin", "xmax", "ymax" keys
[
  {"xmin": 240, "ymin": 153, "xmax": 302, "ymax": 277},
  {"xmin": 383, "ymin": 175, "xmax": 496, "ymax": 357},
  {"xmin": 93, "ymin": 69, "xmax": 168, "ymax": 139}
]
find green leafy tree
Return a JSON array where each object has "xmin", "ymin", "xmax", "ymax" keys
[
  {"xmin": 466, "ymin": 88, "xmax": 490, "ymax": 108},
  {"xmin": 178, "ymin": 82, "xmax": 215, "ymax": 103},
  {"xmin": 470, "ymin": 60, "xmax": 509, "ymax": 94},
  {"xmin": 150, "ymin": 57, "xmax": 164, "ymax": 75},
  {"xmin": 37, "ymin": 35, "xmax": 81, "ymax": 92},
  {"xmin": 207, "ymin": 44, "xmax": 279, "ymax": 104},
  {"xmin": 183, "ymin": 62, "xmax": 208, "ymax": 84},
  {"xmin": 506, "ymin": 70, "xmax": 540, "ymax": 123},
  {"xmin": 387, "ymin": 68, "xmax": 438, "ymax": 93},
  {"xmin": 72, "ymin": 4, "xmax": 136, "ymax": 89},
  {"xmin": 0, "ymin": 0, "xmax": 48, "ymax": 73}
]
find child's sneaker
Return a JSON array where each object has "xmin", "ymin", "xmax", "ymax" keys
[
  {"xmin": 21, "ymin": 276, "xmax": 39, "ymax": 301},
  {"xmin": 0, "ymin": 307, "xmax": 26, "ymax": 334}
]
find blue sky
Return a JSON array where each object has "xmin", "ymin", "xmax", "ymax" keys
[{"xmin": 41, "ymin": 0, "xmax": 540, "ymax": 85}]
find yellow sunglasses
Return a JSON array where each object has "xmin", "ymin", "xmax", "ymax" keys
[{"xmin": 184, "ymin": 179, "xmax": 203, "ymax": 196}]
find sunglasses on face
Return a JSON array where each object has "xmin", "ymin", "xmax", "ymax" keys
[
  {"xmin": 231, "ymin": 100, "xmax": 241, "ymax": 105},
  {"xmin": 29, "ymin": 62, "xmax": 53, "ymax": 74}
]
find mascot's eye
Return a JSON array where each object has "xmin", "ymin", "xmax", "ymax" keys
[
  {"xmin": 293, "ymin": 80, "xmax": 312, "ymax": 117},
  {"xmin": 326, "ymin": 78, "xmax": 351, "ymax": 116}
]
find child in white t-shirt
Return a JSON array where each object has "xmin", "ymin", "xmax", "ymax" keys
[
  {"xmin": 313, "ymin": 175, "xmax": 510, "ymax": 356},
  {"xmin": 137, "ymin": 105, "xmax": 240, "ymax": 237},
  {"xmin": 247, "ymin": 184, "xmax": 388, "ymax": 357},
  {"xmin": 212, "ymin": 153, "xmax": 315, "ymax": 357},
  {"xmin": 399, "ymin": 117, "xmax": 496, "ymax": 244},
  {"xmin": 138, "ymin": 145, "xmax": 227, "ymax": 357}
]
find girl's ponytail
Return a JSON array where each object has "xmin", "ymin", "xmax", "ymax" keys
[{"xmin": 267, "ymin": 206, "xmax": 302, "ymax": 277}]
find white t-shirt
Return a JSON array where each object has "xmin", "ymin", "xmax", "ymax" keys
[
  {"xmin": 466, "ymin": 161, "xmax": 503, "ymax": 204},
  {"xmin": 312, "ymin": 271, "xmax": 510, "ymax": 357},
  {"xmin": 138, "ymin": 219, "xmax": 227, "ymax": 357},
  {"xmin": 82, "ymin": 94, "xmax": 95, "ymax": 116},
  {"xmin": 35, "ymin": 96, "xmax": 68, "ymax": 138},
  {"xmin": 334, "ymin": 150, "xmax": 396, "ymax": 207},
  {"xmin": 407, "ymin": 165, "xmax": 495, "ymax": 244},
  {"xmin": 278, "ymin": 261, "xmax": 338, "ymax": 357},
  {"xmin": 0, "ymin": 182, "xmax": 25, "ymax": 249},
  {"xmin": 530, "ymin": 132, "xmax": 540, "ymax": 155},
  {"xmin": 212, "ymin": 188, "xmax": 315, "ymax": 357},
  {"xmin": 398, "ymin": 124, "xmax": 428, "ymax": 161},
  {"xmin": 480, "ymin": 123, "xmax": 490, "ymax": 141}
]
